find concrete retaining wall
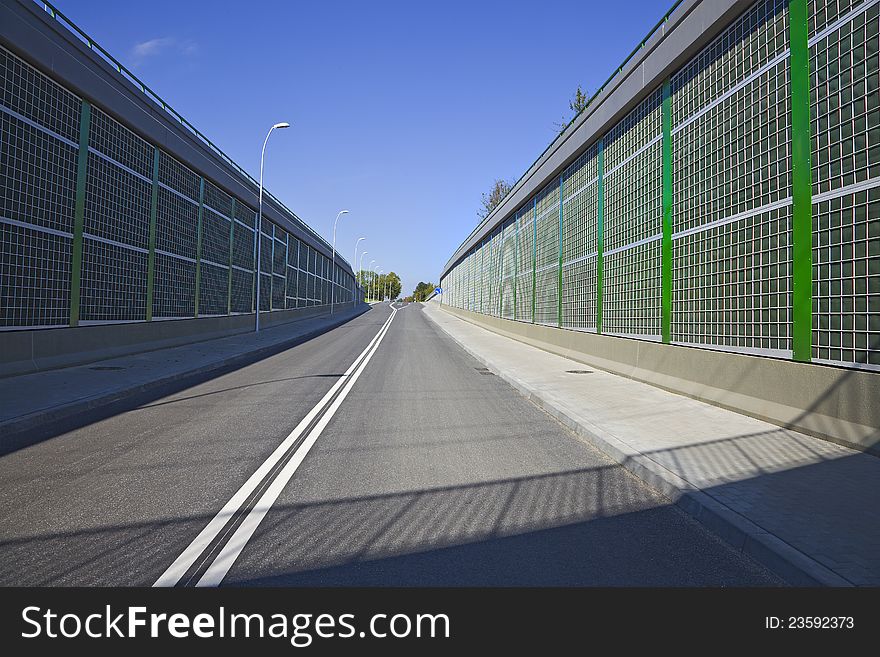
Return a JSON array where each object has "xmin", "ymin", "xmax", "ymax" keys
[
  {"xmin": 440, "ymin": 304, "xmax": 880, "ymax": 455},
  {"xmin": 1, "ymin": 301, "xmax": 362, "ymax": 378}
]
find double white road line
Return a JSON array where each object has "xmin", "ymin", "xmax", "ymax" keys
[{"xmin": 154, "ymin": 304, "xmax": 399, "ymax": 587}]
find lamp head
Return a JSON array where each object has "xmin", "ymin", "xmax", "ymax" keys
[{"xmin": 273, "ymin": 122, "xmax": 290, "ymax": 130}]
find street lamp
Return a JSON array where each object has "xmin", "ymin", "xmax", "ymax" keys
[
  {"xmin": 368, "ymin": 260, "xmax": 375, "ymax": 301},
  {"xmin": 330, "ymin": 209, "xmax": 349, "ymax": 315},
  {"xmin": 255, "ymin": 121, "xmax": 290, "ymax": 333},
  {"xmin": 353, "ymin": 237, "xmax": 365, "ymax": 303},
  {"xmin": 358, "ymin": 251, "xmax": 368, "ymax": 301}
]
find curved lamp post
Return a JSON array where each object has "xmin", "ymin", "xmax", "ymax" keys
[
  {"xmin": 255, "ymin": 121, "xmax": 290, "ymax": 332},
  {"xmin": 330, "ymin": 209, "xmax": 349, "ymax": 315},
  {"xmin": 353, "ymin": 237, "xmax": 365, "ymax": 303}
]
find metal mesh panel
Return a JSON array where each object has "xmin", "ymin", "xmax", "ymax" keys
[
  {"xmin": 604, "ymin": 94, "xmax": 662, "ymax": 251},
  {"xmin": 88, "ymin": 106, "xmax": 152, "ymax": 179},
  {"xmin": 515, "ymin": 207, "xmax": 535, "ymax": 322},
  {"xmin": 604, "ymin": 242, "xmax": 661, "ymax": 338},
  {"xmin": 671, "ymin": 0, "xmax": 789, "ymax": 127},
  {"xmin": 153, "ymin": 252, "xmax": 195, "ymax": 318},
  {"xmin": 273, "ymin": 234, "xmax": 287, "ymax": 276},
  {"xmin": 288, "ymin": 237, "xmax": 300, "ymax": 267},
  {"xmin": 561, "ymin": 147, "xmax": 599, "ymax": 330},
  {"xmin": 812, "ymin": 188, "xmax": 880, "ymax": 366},
  {"xmin": 201, "ymin": 207, "xmax": 230, "ymax": 266},
  {"xmin": 309, "ymin": 273, "xmax": 318, "ymax": 304},
  {"xmin": 562, "ymin": 258, "xmax": 598, "ymax": 331},
  {"xmin": 84, "ymin": 152, "xmax": 150, "ymax": 249},
  {"xmin": 259, "ymin": 231, "xmax": 273, "ymax": 274},
  {"xmin": 272, "ymin": 274, "xmax": 285, "ymax": 309},
  {"xmin": 0, "ymin": 46, "xmax": 81, "ymax": 143},
  {"xmin": 231, "ymin": 224, "xmax": 254, "ymax": 270},
  {"xmin": 81, "ymin": 239, "xmax": 147, "ymax": 321},
  {"xmin": 486, "ymin": 229, "xmax": 503, "ymax": 316},
  {"xmin": 203, "ymin": 181, "xmax": 234, "ymax": 220},
  {"xmin": 534, "ymin": 181, "xmax": 560, "ymax": 325},
  {"xmin": 297, "ymin": 268, "xmax": 308, "ymax": 301},
  {"xmin": 500, "ymin": 219, "xmax": 516, "ymax": 319},
  {"xmin": 199, "ymin": 261, "xmax": 228, "ymax": 316},
  {"xmin": 259, "ymin": 273, "xmax": 272, "ymax": 311},
  {"xmin": 156, "ymin": 186, "xmax": 198, "ymax": 259},
  {"xmin": 230, "ymin": 267, "xmax": 253, "ymax": 314},
  {"xmin": 158, "ymin": 151, "xmax": 200, "ymax": 202},
  {"xmin": 672, "ymin": 56, "xmax": 791, "ymax": 235},
  {"xmin": 0, "ymin": 222, "xmax": 71, "ymax": 327},
  {"xmin": 0, "ymin": 112, "xmax": 78, "ymax": 233},
  {"xmin": 287, "ymin": 265, "xmax": 299, "ymax": 308},
  {"xmin": 672, "ymin": 206, "xmax": 792, "ymax": 353},
  {"xmin": 234, "ymin": 201, "xmax": 256, "ymax": 228},
  {"xmin": 809, "ymin": 0, "xmax": 870, "ymax": 36},
  {"xmin": 603, "ymin": 91, "xmax": 662, "ymax": 336},
  {"xmin": 810, "ymin": 2, "xmax": 880, "ymax": 195}
]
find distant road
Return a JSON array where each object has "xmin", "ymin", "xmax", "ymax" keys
[{"xmin": 0, "ymin": 303, "xmax": 780, "ymax": 586}]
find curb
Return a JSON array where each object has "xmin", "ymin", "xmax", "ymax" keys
[
  {"xmin": 0, "ymin": 306, "xmax": 370, "ymax": 444},
  {"xmin": 423, "ymin": 305, "xmax": 853, "ymax": 587}
]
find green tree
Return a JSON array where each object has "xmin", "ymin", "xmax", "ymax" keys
[
  {"xmin": 554, "ymin": 84, "xmax": 591, "ymax": 134},
  {"xmin": 357, "ymin": 270, "xmax": 401, "ymax": 300},
  {"xmin": 478, "ymin": 179, "xmax": 513, "ymax": 220},
  {"xmin": 413, "ymin": 281, "xmax": 436, "ymax": 302}
]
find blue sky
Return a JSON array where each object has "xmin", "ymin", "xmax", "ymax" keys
[{"xmin": 59, "ymin": 0, "xmax": 673, "ymax": 296}]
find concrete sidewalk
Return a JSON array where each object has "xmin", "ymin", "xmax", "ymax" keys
[
  {"xmin": 0, "ymin": 305, "xmax": 368, "ymax": 446},
  {"xmin": 422, "ymin": 301, "xmax": 880, "ymax": 586}
]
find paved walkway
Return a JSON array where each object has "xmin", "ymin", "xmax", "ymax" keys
[
  {"xmin": 0, "ymin": 306, "xmax": 368, "ymax": 443},
  {"xmin": 422, "ymin": 301, "xmax": 880, "ymax": 586}
]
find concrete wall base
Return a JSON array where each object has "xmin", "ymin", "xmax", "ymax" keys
[
  {"xmin": 440, "ymin": 305, "xmax": 880, "ymax": 455},
  {"xmin": 0, "ymin": 302, "xmax": 360, "ymax": 378}
]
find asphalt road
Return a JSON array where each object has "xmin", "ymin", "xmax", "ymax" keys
[{"xmin": 0, "ymin": 303, "xmax": 782, "ymax": 586}]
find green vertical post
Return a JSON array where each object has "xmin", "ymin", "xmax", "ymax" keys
[
  {"xmin": 558, "ymin": 174, "xmax": 564, "ymax": 328},
  {"xmin": 597, "ymin": 139, "xmax": 605, "ymax": 334},
  {"xmin": 480, "ymin": 239, "xmax": 484, "ymax": 313},
  {"xmin": 498, "ymin": 229, "xmax": 505, "ymax": 317},
  {"xmin": 284, "ymin": 232, "xmax": 290, "ymax": 308},
  {"xmin": 531, "ymin": 197, "xmax": 537, "ymax": 323},
  {"xmin": 69, "ymin": 100, "xmax": 90, "ymax": 327},
  {"xmin": 146, "ymin": 148, "xmax": 159, "ymax": 321},
  {"xmin": 194, "ymin": 177, "xmax": 205, "ymax": 317},
  {"xmin": 789, "ymin": 0, "xmax": 813, "ymax": 362},
  {"xmin": 662, "ymin": 80, "xmax": 673, "ymax": 344},
  {"xmin": 513, "ymin": 214, "xmax": 518, "ymax": 319},
  {"xmin": 227, "ymin": 198, "xmax": 236, "ymax": 315}
]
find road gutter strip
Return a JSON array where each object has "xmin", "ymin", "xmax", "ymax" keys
[{"xmin": 421, "ymin": 303, "xmax": 852, "ymax": 587}]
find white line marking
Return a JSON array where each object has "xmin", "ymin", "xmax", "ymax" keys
[
  {"xmin": 153, "ymin": 307, "xmax": 396, "ymax": 587},
  {"xmin": 196, "ymin": 305, "xmax": 399, "ymax": 586}
]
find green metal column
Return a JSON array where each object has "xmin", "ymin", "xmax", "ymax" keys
[
  {"xmin": 146, "ymin": 147, "xmax": 159, "ymax": 321},
  {"xmin": 597, "ymin": 139, "xmax": 605, "ymax": 334},
  {"xmin": 284, "ymin": 232, "xmax": 290, "ymax": 308},
  {"xmin": 661, "ymin": 80, "xmax": 673, "ymax": 344},
  {"xmin": 558, "ymin": 174, "xmax": 564, "ymax": 328},
  {"xmin": 480, "ymin": 239, "xmax": 484, "ymax": 314},
  {"xmin": 69, "ymin": 100, "xmax": 90, "ymax": 327},
  {"xmin": 513, "ymin": 214, "xmax": 518, "ymax": 319},
  {"xmin": 227, "ymin": 198, "xmax": 236, "ymax": 315},
  {"xmin": 531, "ymin": 197, "xmax": 537, "ymax": 324},
  {"xmin": 498, "ymin": 228, "xmax": 505, "ymax": 317},
  {"xmin": 194, "ymin": 177, "xmax": 205, "ymax": 317},
  {"xmin": 789, "ymin": 0, "xmax": 813, "ymax": 362}
]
